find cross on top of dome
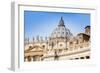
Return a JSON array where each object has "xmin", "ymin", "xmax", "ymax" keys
[{"xmin": 58, "ymin": 17, "xmax": 65, "ymax": 27}]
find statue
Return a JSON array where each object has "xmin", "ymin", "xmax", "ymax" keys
[
  {"xmin": 33, "ymin": 37, "xmax": 34, "ymax": 42},
  {"xmin": 40, "ymin": 36, "xmax": 43, "ymax": 42},
  {"xmin": 36, "ymin": 35, "xmax": 39, "ymax": 42}
]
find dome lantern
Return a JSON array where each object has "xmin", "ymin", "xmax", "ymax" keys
[{"xmin": 58, "ymin": 17, "xmax": 65, "ymax": 27}]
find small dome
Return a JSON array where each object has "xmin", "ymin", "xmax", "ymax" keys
[{"xmin": 50, "ymin": 17, "xmax": 73, "ymax": 39}]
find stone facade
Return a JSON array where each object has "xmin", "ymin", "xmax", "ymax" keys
[{"xmin": 24, "ymin": 17, "xmax": 90, "ymax": 62}]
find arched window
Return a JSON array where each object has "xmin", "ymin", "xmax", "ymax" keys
[
  {"xmin": 42, "ymin": 45, "xmax": 45, "ymax": 48},
  {"xmin": 60, "ymin": 44, "xmax": 62, "ymax": 46},
  {"xmin": 29, "ymin": 46, "xmax": 32, "ymax": 49},
  {"xmin": 86, "ymin": 56, "xmax": 90, "ymax": 59},
  {"xmin": 75, "ymin": 58, "xmax": 79, "ymax": 60},
  {"xmin": 80, "ymin": 57, "xmax": 84, "ymax": 59},
  {"xmin": 27, "ymin": 56, "xmax": 31, "ymax": 62}
]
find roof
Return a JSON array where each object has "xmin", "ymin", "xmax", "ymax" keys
[
  {"xmin": 85, "ymin": 26, "xmax": 90, "ymax": 29},
  {"xmin": 58, "ymin": 17, "xmax": 65, "ymax": 27},
  {"xmin": 77, "ymin": 33, "xmax": 90, "ymax": 41}
]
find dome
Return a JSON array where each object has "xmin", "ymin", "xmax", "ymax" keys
[{"xmin": 50, "ymin": 17, "xmax": 73, "ymax": 39}]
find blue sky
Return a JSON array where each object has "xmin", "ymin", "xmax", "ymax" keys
[{"xmin": 24, "ymin": 11, "xmax": 90, "ymax": 40}]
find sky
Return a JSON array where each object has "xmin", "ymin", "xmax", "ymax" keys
[{"xmin": 24, "ymin": 11, "xmax": 90, "ymax": 40}]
